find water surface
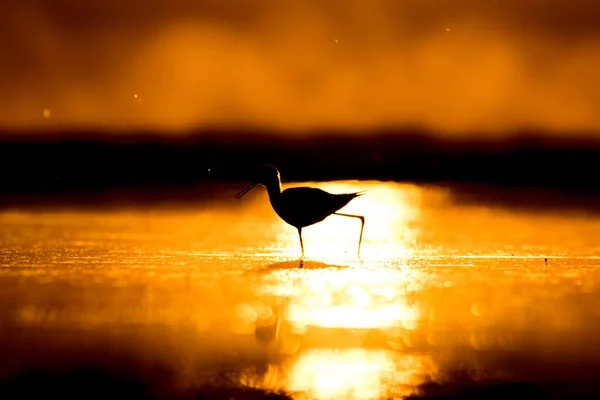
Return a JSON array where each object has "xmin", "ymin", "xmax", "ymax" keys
[{"xmin": 2, "ymin": 181, "xmax": 600, "ymax": 399}]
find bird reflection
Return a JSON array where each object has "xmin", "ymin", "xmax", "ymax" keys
[{"xmin": 254, "ymin": 302, "xmax": 282, "ymax": 344}]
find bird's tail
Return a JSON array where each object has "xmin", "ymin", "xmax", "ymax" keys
[{"xmin": 345, "ymin": 191, "xmax": 366, "ymax": 199}]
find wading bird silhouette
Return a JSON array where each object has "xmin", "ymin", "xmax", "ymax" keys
[{"xmin": 236, "ymin": 164, "xmax": 365, "ymax": 257}]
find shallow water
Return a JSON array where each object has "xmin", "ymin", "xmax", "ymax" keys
[{"xmin": 2, "ymin": 181, "xmax": 600, "ymax": 399}]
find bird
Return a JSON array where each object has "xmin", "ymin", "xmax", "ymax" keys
[{"xmin": 235, "ymin": 164, "xmax": 365, "ymax": 257}]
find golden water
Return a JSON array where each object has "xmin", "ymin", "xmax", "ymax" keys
[{"xmin": 2, "ymin": 181, "xmax": 600, "ymax": 398}]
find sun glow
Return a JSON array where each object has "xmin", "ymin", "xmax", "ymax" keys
[{"xmin": 274, "ymin": 181, "xmax": 423, "ymax": 260}]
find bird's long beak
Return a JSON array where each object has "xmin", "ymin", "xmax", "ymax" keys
[{"xmin": 235, "ymin": 182, "xmax": 257, "ymax": 199}]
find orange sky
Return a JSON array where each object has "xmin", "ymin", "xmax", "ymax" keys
[{"xmin": 1, "ymin": 0, "xmax": 599, "ymax": 137}]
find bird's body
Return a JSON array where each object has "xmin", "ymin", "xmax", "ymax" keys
[
  {"xmin": 236, "ymin": 165, "xmax": 365, "ymax": 257},
  {"xmin": 270, "ymin": 186, "xmax": 363, "ymax": 229}
]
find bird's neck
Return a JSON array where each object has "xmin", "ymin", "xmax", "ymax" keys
[{"xmin": 265, "ymin": 181, "xmax": 282, "ymax": 202}]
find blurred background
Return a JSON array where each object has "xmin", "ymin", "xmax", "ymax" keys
[{"xmin": 2, "ymin": 0, "xmax": 600, "ymax": 203}]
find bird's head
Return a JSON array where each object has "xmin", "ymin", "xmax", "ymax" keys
[{"xmin": 235, "ymin": 164, "xmax": 281, "ymax": 199}]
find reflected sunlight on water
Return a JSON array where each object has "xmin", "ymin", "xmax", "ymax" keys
[
  {"xmin": 287, "ymin": 349, "xmax": 433, "ymax": 399},
  {"xmin": 288, "ymin": 349, "xmax": 396, "ymax": 399},
  {"xmin": 4, "ymin": 182, "xmax": 600, "ymax": 398},
  {"xmin": 262, "ymin": 267, "xmax": 420, "ymax": 329}
]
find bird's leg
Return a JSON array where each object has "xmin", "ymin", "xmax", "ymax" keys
[
  {"xmin": 297, "ymin": 227, "xmax": 305, "ymax": 258},
  {"xmin": 333, "ymin": 213, "xmax": 365, "ymax": 257}
]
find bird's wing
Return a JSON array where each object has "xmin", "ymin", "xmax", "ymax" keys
[
  {"xmin": 282, "ymin": 186, "xmax": 331, "ymax": 203},
  {"xmin": 282, "ymin": 187, "xmax": 360, "ymax": 213},
  {"xmin": 283, "ymin": 187, "xmax": 363, "ymax": 198}
]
